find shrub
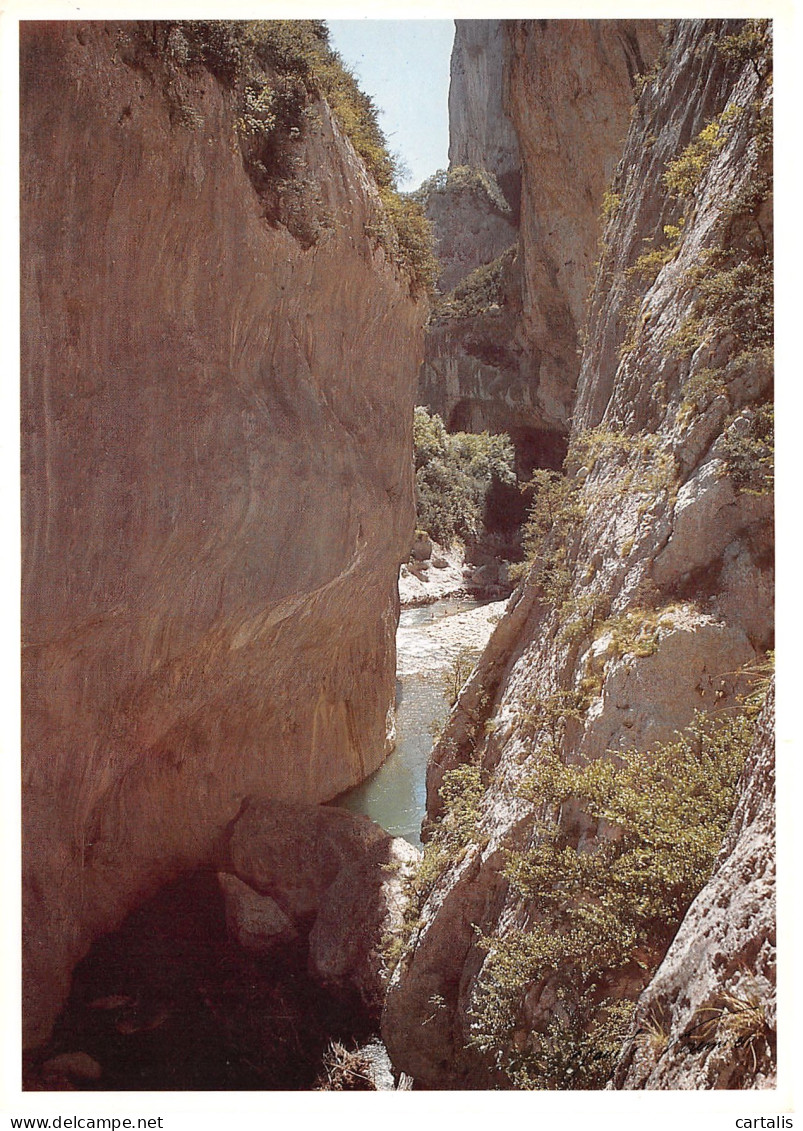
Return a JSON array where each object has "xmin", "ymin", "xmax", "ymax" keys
[
  {"xmin": 155, "ymin": 21, "xmax": 436, "ymax": 290},
  {"xmin": 413, "ymin": 407, "xmax": 516, "ymax": 544},
  {"xmin": 720, "ymin": 402, "xmax": 773, "ymax": 494},
  {"xmin": 695, "ymin": 254, "xmax": 773, "ymax": 353},
  {"xmin": 627, "ymin": 220, "xmax": 684, "ymax": 283},
  {"xmin": 374, "ymin": 191, "xmax": 438, "ymax": 297},
  {"xmin": 412, "ymin": 165, "xmax": 511, "ymax": 216},
  {"xmin": 431, "ymin": 246, "xmax": 517, "ymax": 322},
  {"xmin": 600, "ymin": 189, "xmax": 621, "ymax": 224},
  {"xmin": 383, "ymin": 761, "xmax": 485, "ymax": 973},
  {"xmin": 468, "ymin": 710, "xmax": 755, "ymax": 1088},
  {"xmin": 718, "ymin": 19, "xmax": 771, "ymax": 81},
  {"xmin": 510, "ymin": 469, "xmax": 585, "ymax": 599},
  {"xmin": 663, "ymin": 105, "xmax": 743, "ymax": 198},
  {"xmin": 441, "ymin": 647, "xmax": 481, "ymax": 708}
]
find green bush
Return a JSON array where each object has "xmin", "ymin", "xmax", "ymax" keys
[
  {"xmin": 720, "ymin": 402, "xmax": 774, "ymax": 494},
  {"xmin": 155, "ymin": 21, "xmax": 436, "ymax": 291},
  {"xmin": 510, "ymin": 469, "xmax": 585, "ymax": 598},
  {"xmin": 468, "ymin": 710, "xmax": 755, "ymax": 1088},
  {"xmin": 626, "ymin": 220, "xmax": 684, "ymax": 283},
  {"xmin": 440, "ymin": 647, "xmax": 481, "ymax": 708},
  {"xmin": 431, "ymin": 246, "xmax": 517, "ymax": 322},
  {"xmin": 383, "ymin": 761, "xmax": 484, "ymax": 973},
  {"xmin": 662, "ymin": 105, "xmax": 743, "ymax": 198},
  {"xmin": 412, "ymin": 165, "xmax": 511, "ymax": 216},
  {"xmin": 374, "ymin": 191, "xmax": 439, "ymax": 298},
  {"xmin": 718, "ymin": 19, "xmax": 771, "ymax": 81},
  {"xmin": 413, "ymin": 407, "xmax": 516, "ymax": 545}
]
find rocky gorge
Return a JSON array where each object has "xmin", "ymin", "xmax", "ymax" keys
[
  {"xmin": 20, "ymin": 17, "xmax": 776, "ymax": 1097},
  {"xmin": 384, "ymin": 17, "xmax": 775, "ymax": 1092}
]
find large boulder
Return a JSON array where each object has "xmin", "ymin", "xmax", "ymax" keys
[{"xmin": 226, "ymin": 799, "xmax": 420, "ymax": 1016}]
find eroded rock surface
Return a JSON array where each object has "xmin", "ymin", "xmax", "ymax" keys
[
  {"xmin": 420, "ymin": 19, "xmax": 661, "ymax": 470},
  {"xmin": 21, "ymin": 21, "xmax": 424, "ymax": 1046},
  {"xmin": 225, "ymin": 799, "xmax": 420, "ymax": 1016},
  {"xmin": 612, "ymin": 683, "xmax": 776, "ymax": 1089},
  {"xmin": 448, "ymin": 20, "xmax": 522, "ymax": 214},
  {"xmin": 385, "ymin": 19, "xmax": 773, "ymax": 1089}
]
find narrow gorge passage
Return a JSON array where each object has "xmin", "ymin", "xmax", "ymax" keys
[
  {"xmin": 30, "ymin": 598, "xmax": 506, "ymax": 1091},
  {"xmin": 19, "ymin": 15, "xmax": 778, "ymax": 1104},
  {"xmin": 337, "ymin": 597, "xmax": 507, "ymax": 845}
]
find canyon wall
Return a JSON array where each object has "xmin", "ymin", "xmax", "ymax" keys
[
  {"xmin": 447, "ymin": 19, "xmax": 521, "ymax": 216},
  {"xmin": 384, "ymin": 19, "xmax": 773, "ymax": 1089},
  {"xmin": 21, "ymin": 21, "xmax": 425, "ymax": 1047},
  {"xmin": 612, "ymin": 681, "xmax": 776, "ymax": 1089},
  {"xmin": 420, "ymin": 19, "xmax": 662, "ymax": 473}
]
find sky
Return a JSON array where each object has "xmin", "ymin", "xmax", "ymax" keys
[{"xmin": 327, "ymin": 19, "xmax": 455, "ymax": 192}]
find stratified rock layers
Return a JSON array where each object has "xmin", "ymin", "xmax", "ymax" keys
[{"xmin": 21, "ymin": 22, "xmax": 424, "ymax": 1046}]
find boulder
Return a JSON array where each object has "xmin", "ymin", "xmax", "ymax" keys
[
  {"xmin": 217, "ymin": 871, "xmax": 297, "ymax": 953},
  {"xmin": 227, "ymin": 798, "xmax": 420, "ymax": 1015},
  {"xmin": 411, "ymin": 532, "xmax": 433, "ymax": 561},
  {"xmin": 41, "ymin": 1052, "xmax": 103, "ymax": 1085}
]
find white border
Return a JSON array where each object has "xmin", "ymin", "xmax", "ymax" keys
[{"xmin": 1, "ymin": 3, "xmax": 798, "ymax": 1126}]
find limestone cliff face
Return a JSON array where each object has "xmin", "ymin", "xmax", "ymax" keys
[
  {"xmin": 21, "ymin": 21, "xmax": 425, "ymax": 1046},
  {"xmin": 507, "ymin": 19, "xmax": 663, "ymax": 433},
  {"xmin": 611, "ymin": 682, "xmax": 775, "ymax": 1089},
  {"xmin": 384, "ymin": 19, "xmax": 773, "ymax": 1088},
  {"xmin": 447, "ymin": 20, "xmax": 521, "ymax": 216},
  {"xmin": 420, "ymin": 19, "xmax": 661, "ymax": 472}
]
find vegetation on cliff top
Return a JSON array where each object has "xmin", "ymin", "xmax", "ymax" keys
[
  {"xmin": 430, "ymin": 245, "xmax": 518, "ymax": 324},
  {"xmin": 149, "ymin": 20, "xmax": 437, "ymax": 293},
  {"xmin": 412, "ymin": 165, "xmax": 512, "ymax": 216}
]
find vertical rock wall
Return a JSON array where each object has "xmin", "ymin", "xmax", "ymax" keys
[
  {"xmin": 420, "ymin": 20, "xmax": 661, "ymax": 472},
  {"xmin": 447, "ymin": 19, "xmax": 521, "ymax": 215},
  {"xmin": 506, "ymin": 19, "xmax": 664, "ymax": 432},
  {"xmin": 384, "ymin": 18, "xmax": 773, "ymax": 1089},
  {"xmin": 21, "ymin": 21, "xmax": 425, "ymax": 1046}
]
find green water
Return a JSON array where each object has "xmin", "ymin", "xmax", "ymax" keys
[{"xmin": 336, "ymin": 598, "xmax": 484, "ymax": 846}]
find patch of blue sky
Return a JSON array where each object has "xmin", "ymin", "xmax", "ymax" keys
[{"xmin": 327, "ymin": 19, "xmax": 454, "ymax": 192}]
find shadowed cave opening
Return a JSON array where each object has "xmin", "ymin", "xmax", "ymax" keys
[
  {"xmin": 447, "ymin": 399, "xmax": 568, "ymax": 478},
  {"xmin": 28, "ymin": 871, "xmax": 376, "ymax": 1091}
]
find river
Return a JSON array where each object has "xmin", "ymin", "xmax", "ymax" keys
[
  {"xmin": 39, "ymin": 595, "xmax": 508, "ymax": 1089},
  {"xmin": 336, "ymin": 596, "xmax": 507, "ymax": 845}
]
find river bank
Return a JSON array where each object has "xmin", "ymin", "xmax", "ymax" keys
[
  {"xmin": 398, "ymin": 540, "xmax": 513, "ymax": 607},
  {"xmin": 337, "ymin": 596, "xmax": 507, "ymax": 844}
]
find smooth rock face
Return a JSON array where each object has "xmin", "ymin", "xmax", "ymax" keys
[
  {"xmin": 227, "ymin": 799, "xmax": 421, "ymax": 1016},
  {"xmin": 506, "ymin": 19, "xmax": 664, "ymax": 432},
  {"xmin": 448, "ymin": 20, "xmax": 522, "ymax": 213},
  {"xmin": 420, "ymin": 20, "xmax": 661, "ymax": 466},
  {"xmin": 386, "ymin": 19, "xmax": 773, "ymax": 1089},
  {"xmin": 612, "ymin": 683, "xmax": 776, "ymax": 1089},
  {"xmin": 21, "ymin": 22, "xmax": 424, "ymax": 1046}
]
